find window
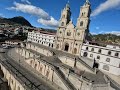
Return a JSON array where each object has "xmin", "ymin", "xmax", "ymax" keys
[
  {"xmin": 81, "ymin": 13, "xmax": 84, "ymax": 16},
  {"xmin": 17, "ymin": 86, "xmax": 20, "ymax": 90},
  {"xmin": 106, "ymin": 58, "xmax": 110, "ymax": 62},
  {"xmin": 61, "ymin": 22, "xmax": 64, "ymax": 26},
  {"xmin": 76, "ymin": 43, "xmax": 78, "ymax": 46},
  {"xmin": 67, "ymin": 32, "xmax": 71, "ymax": 36},
  {"xmin": 91, "ymin": 48, "xmax": 94, "ymax": 51},
  {"xmin": 108, "ymin": 51, "xmax": 111, "ymax": 55},
  {"xmin": 62, "ymin": 15, "xmax": 65, "ymax": 18},
  {"xmin": 83, "ymin": 52, "xmax": 88, "ymax": 57},
  {"xmin": 98, "ymin": 49, "xmax": 101, "ymax": 53},
  {"xmin": 80, "ymin": 21, "xmax": 83, "ymax": 26},
  {"xmin": 97, "ymin": 56, "xmax": 100, "ymax": 59},
  {"xmin": 115, "ymin": 53, "xmax": 119, "ymax": 57},
  {"xmin": 90, "ymin": 54, "xmax": 93, "ymax": 57},
  {"xmin": 59, "ymin": 31, "xmax": 62, "ymax": 34},
  {"xmin": 86, "ymin": 47, "xmax": 88, "ymax": 50},
  {"xmin": 77, "ymin": 32, "xmax": 80, "ymax": 36},
  {"xmin": 103, "ymin": 65, "xmax": 109, "ymax": 71},
  {"xmin": 56, "ymin": 44, "xmax": 59, "ymax": 49}
]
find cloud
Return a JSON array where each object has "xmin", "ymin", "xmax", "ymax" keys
[
  {"xmin": 21, "ymin": 0, "xmax": 31, "ymax": 4},
  {"xmin": 7, "ymin": 2, "xmax": 59, "ymax": 27},
  {"xmin": 98, "ymin": 31, "xmax": 120, "ymax": 36},
  {"xmin": 0, "ymin": 13, "xmax": 5, "ymax": 18},
  {"xmin": 95, "ymin": 27, "xmax": 100, "ymax": 30},
  {"xmin": 38, "ymin": 17, "xmax": 59, "ymax": 27},
  {"xmin": 91, "ymin": 0, "xmax": 120, "ymax": 17},
  {"xmin": 7, "ymin": 2, "xmax": 49, "ymax": 20}
]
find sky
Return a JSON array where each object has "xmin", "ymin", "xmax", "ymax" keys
[{"xmin": 0, "ymin": 0, "xmax": 120, "ymax": 35}]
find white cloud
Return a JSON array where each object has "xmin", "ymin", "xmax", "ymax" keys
[
  {"xmin": 98, "ymin": 31, "xmax": 120, "ymax": 36},
  {"xmin": 91, "ymin": 0, "xmax": 120, "ymax": 17},
  {"xmin": 105, "ymin": 31, "xmax": 120, "ymax": 36},
  {"xmin": 38, "ymin": 16, "xmax": 59, "ymax": 27},
  {"xmin": 0, "ymin": 13, "xmax": 5, "ymax": 18},
  {"xmin": 95, "ymin": 27, "xmax": 100, "ymax": 30},
  {"xmin": 21, "ymin": 0, "xmax": 31, "ymax": 4},
  {"xmin": 7, "ymin": 2, "xmax": 49, "ymax": 20},
  {"xmin": 7, "ymin": 2, "xmax": 59, "ymax": 27}
]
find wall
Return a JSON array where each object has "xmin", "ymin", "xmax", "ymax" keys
[
  {"xmin": 26, "ymin": 43, "xmax": 53, "ymax": 56},
  {"xmin": 81, "ymin": 44, "xmax": 120, "ymax": 75},
  {"xmin": 0, "ymin": 63, "xmax": 26, "ymax": 90}
]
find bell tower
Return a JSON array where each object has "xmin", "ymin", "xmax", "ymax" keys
[
  {"xmin": 55, "ymin": 2, "xmax": 71, "ymax": 50},
  {"xmin": 76, "ymin": 0, "xmax": 91, "ymax": 41},
  {"xmin": 59, "ymin": 2, "xmax": 71, "ymax": 28}
]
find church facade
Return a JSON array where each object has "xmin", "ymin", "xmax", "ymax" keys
[{"xmin": 54, "ymin": 0, "xmax": 91, "ymax": 55}]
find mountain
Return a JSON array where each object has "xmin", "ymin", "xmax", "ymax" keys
[
  {"xmin": 90, "ymin": 34, "xmax": 120, "ymax": 45},
  {"xmin": 0, "ymin": 16, "xmax": 32, "ymax": 27}
]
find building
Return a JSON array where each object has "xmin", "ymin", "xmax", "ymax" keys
[
  {"xmin": 81, "ymin": 42, "xmax": 120, "ymax": 75},
  {"xmin": 54, "ymin": 1, "xmax": 90, "ymax": 56},
  {"xmin": 27, "ymin": 0, "xmax": 120, "ymax": 76},
  {"xmin": 27, "ymin": 30, "xmax": 55, "ymax": 48}
]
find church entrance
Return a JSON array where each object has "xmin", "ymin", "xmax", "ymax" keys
[{"xmin": 64, "ymin": 43, "xmax": 69, "ymax": 51}]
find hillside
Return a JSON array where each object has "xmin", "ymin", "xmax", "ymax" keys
[
  {"xmin": 91, "ymin": 34, "xmax": 120, "ymax": 45},
  {"xmin": 0, "ymin": 16, "xmax": 32, "ymax": 27}
]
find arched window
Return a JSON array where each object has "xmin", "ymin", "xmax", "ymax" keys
[
  {"xmin": 90, "ymin": 54, "xmax": 93, "ymax": 57},
  {"xmin": 56, "ymin": 44, "xmax": 59, "ymax": 49},
  {"xmin": 103, "ymin": 65, "xmax": 109, "ymax": 71},
  {"xmin": 86, "ymin": 47, "xmax": 88, "ymax": 50},
  {"xmin": 74, "ymin": 48, "xmax": 77, "ymax": 54},
  {"xmin": 51, "ymin": 44, "xmax": 53, "ymax": 47},
  {"xmin": 106, "ymin": 58, "xmax": 110, "ymax": 62},
  {"xmin": 108, "ymin": 51, "xmax": 111, "ymax": 55},
  {"xmin": 98, "ymin": 49, "xmax": 101, "ymax": 53},
  {"xmin": 67, "ymin": 32, "xmax": 71, "ymax": 36},
  {"xmin": 81, "ymin": 13, "xmax": 84, "ymax": 16},
  {"xmin": 83, "ymin": 52, "xmax": 88, "ymax": 57},
  {"xmin": 115, "ymin": 53, "xmax": 119, "ymax": 57},
  {"xmin": 61, "ymin": 22, "xmax": 64, "ymax": 26},
  {"xmin": 18, "ymin": 86, "xmax": 20, "ymax": 90},
  {"xmin": 80, "ymin": 21, "xmax": 83, "ymax": 26},
  {"xmin": 97, "ymin": 56, "xmax": 100, "ymax": 59},
  {"xmin": 62, "ymin": 15, "xmax": 65, "ymax": 18},
  {"xmin": 91, "ymin": 48, "xmax": 94, "ymax": 51}
]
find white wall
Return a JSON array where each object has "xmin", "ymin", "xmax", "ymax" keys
[{"xmin": 81, "ymin": 44, "xmax": 120, "ymax": 75}]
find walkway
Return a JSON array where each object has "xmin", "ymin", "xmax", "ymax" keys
[{"xmin": 7, "ymin": 48, "xmax": 62, "ymax": 90}]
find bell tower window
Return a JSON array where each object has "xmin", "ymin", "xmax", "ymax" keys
[
  {"xmin": 62, "ymin": 15, "xmax": 65, "ymax": 18},
  {"xmin": 67, "ymin": 32, "xmax": 71, "ymax": 36},
  {"xmin": 61, "ymin": 22, "xmax": 64, "ymax": 26},
  {"xmin": 80, "ymin": 21, "xmax": 83, "ymax": 26}
]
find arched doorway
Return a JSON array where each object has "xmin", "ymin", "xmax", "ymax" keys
[
  {"xmin": 83, "ymin": 52, "xmax": 88, "ymax": 57},
  {"xmin": 73, "ymin": 48, "xmax": 77, "ymax": 54},
  {"xmin": 64, "ymin": 43, "xmax": 69, "ymax": 51}
]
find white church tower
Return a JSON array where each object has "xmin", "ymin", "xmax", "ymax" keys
[{"xmin": 76, "ymin": 0, "xmax": 91, "ymax": 41}]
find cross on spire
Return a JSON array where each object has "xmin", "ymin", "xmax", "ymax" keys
[{"xmin": 85, "ymin": 0, "xmax": 90, "ymax": 5}]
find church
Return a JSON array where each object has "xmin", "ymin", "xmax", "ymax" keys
[{"xmin": 54, "ymin": 0, "xmax": 91, "ymax": 56}]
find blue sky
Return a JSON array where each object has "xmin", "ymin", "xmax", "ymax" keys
[{"xmin": 0, "ymin": 0, "xmax": 120, "ymax": 35}]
